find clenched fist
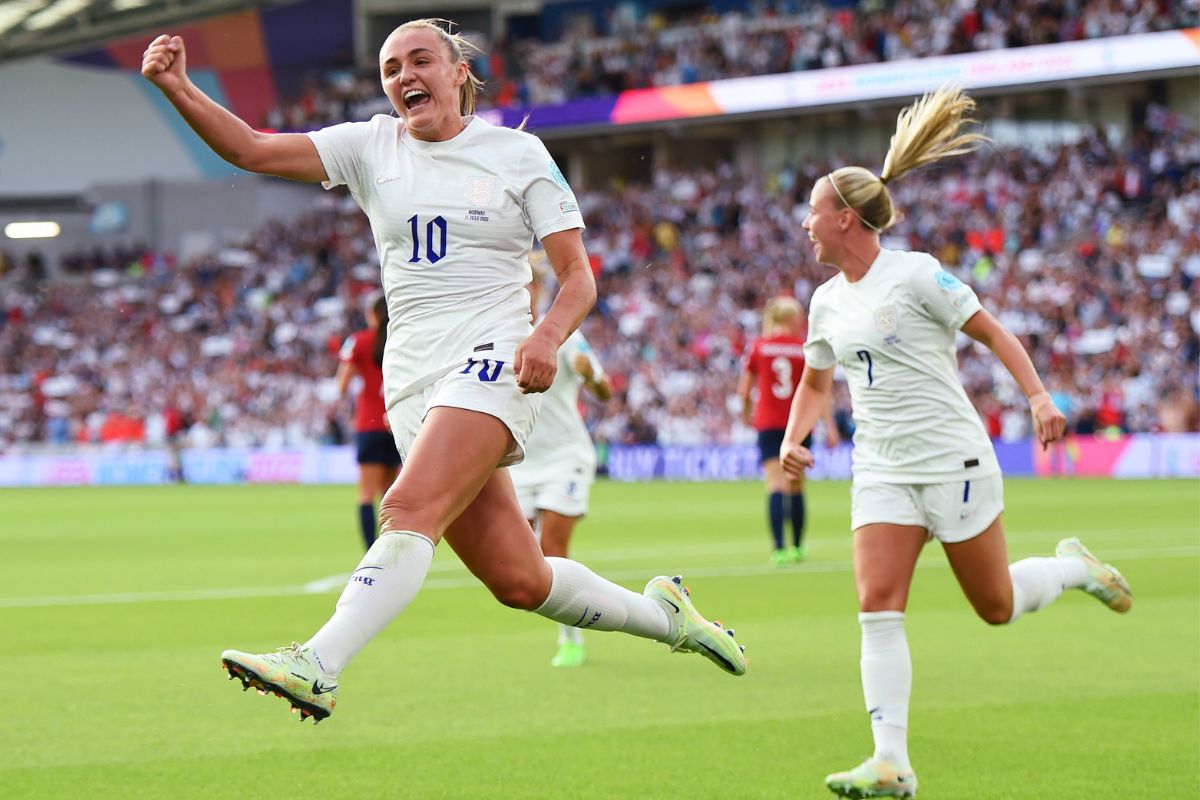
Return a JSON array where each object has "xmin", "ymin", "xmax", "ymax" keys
[{"xmin": 141, "ymin": 34, "xmax": 188, "ymax": 93}]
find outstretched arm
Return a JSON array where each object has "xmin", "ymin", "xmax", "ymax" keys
[
  {"xmin": 961, "ymin": 308, "xmax": 1065, "ymax": 448},
  {"xmin": 780, "ymin": 364, "xmax": 834, "ymax": 478},
  {"xmin": 141, "ymin": 35, "xmax": 327, "ymax": 182},
  {"xmin": 571, "ymin": 352, "xmax": 613, "ymax": 401}
]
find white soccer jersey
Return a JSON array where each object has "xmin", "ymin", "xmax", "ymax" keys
[
  {"xmin": 308, "ymin": 115, "xmax": 585, "ymax": 407},
  {"xmin": 804, "ymin": 248, "xmax": 1000, "ymax": 483},
  {"xmin": 511, "ymin": 330, "xmax": 601, "ymax": 482}
]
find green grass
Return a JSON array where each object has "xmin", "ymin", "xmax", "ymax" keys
[{"xmin": 1, "ymin": 478, "xmax": 1196, "ymax": 799}]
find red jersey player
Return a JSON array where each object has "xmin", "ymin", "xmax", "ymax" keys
[
  {"xmin": 738, "ymin": 296, "xmax": 837, "ymax": 565},
  {"xmin": 336, "ymin": 293, "xmax": 401, "ymax": 550}
]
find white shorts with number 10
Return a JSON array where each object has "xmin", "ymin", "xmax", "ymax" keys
[
  {"xmin": 385, "ymin": 358, "xmax": 541, "ymax": 469},
  {"xmin": 850, "ymin": 474, "xmax": 1004, "ymax": 543}
]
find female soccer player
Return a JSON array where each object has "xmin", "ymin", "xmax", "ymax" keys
[
  {"xmin": 335, "ymin": 292, "xmax": 401, "ymax": 550},
  {"xmin": 140, "ymin": 18, "xmax": 746, "ymax": 723},
  {"xmin": 779, "ymin": 86, "xmax": 1132, "ymax": 798},
  {"xmin": 737, "ymin": 296, "xmax": 837, "ymax": 566},
  {"xmin": 511, "ymin": 267, "xmax": 613, "ymax": 668}
]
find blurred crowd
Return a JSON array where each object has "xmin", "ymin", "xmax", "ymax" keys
[
  {"xmin": 262, "ymin": 0, "xmax": 1197, "ymax": 130},
  {"xmin": 0, "ymin": 123, "xmax": 1196, "ymax": 452}
]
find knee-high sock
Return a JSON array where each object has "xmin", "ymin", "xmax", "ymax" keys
[
  {"xmin": 768, "ymin": 492, "xmax": 785, "ymax": 550},
  {"xmin": 789, "ymin": 492, "xmax": 806, "ymax": 548},
  {"xmin": 535, "ymin": 557, "xmax": 670, "ymax": 641},
  {"xmin": 860, "ymin": 611, "xmax": 912, "ymax": 772},
  {"xmin": 357, "ymin": 503, "xmax": 376, "ymax": 550},
  {"xmin": 304, "ymin": 531, "xmax": 435, "ymax": 676},
  {"xmin": 1008, "ymin": 556, "xmax": 1089, "ymax": 623}
]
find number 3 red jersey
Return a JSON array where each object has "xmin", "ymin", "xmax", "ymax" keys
[{"xmin": 744, "ymin": 334, "xmax": 808, "ymax": 431}]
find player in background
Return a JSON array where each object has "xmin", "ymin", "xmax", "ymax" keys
[
  {"xmin": 737, "ymin": 296, "xmax": 838, "ymax": 566},
  {"xmin": 140, "ymin": 18, "xmax": 747, "ymax": 724},
  {"xmin": 335, "ymin": 292, "xmax": 401, "ymax": 550},
  {"xmin": 510, "ymin": 260, "xmax": 613, "ymax": 668},
  {"xmin": 779, "ymin": 86, "xmax": 1133, "ymax": 798}
]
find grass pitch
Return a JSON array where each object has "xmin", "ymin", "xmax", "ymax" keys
[{"xmin": 1, "ymin": 478, "xmax": 1196, "ymax": 799}]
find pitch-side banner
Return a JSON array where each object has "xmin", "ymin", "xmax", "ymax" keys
[
  {"xmin": 0, "ymin": 435, "xmax": 1196, "ymax": 486},
  {"xmin": 500, "ymin": 28, "xmax": 1200, "ymax": 131}
]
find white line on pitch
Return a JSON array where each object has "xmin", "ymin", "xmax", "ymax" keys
[{"xmin": 0, "ymin": 545, "xmax": 1194, "ymax": 610}]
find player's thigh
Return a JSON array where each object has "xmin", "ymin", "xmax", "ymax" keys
[
  {"xmin": 851, "ymin": 482, "xmax": 928, "ymax": 612},
  {"xmin": 444, "ymin": 468, "xmax": 551, "ymax": 610},
  {"xmin": 379, "ymin": 406, "xmax": 514, "ymax": 541},
  {"xmin": 933, "ymin": 476, "xmax": 1011, "ymax": 623}
]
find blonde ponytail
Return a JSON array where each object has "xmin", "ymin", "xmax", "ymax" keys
[{"xmin": 829, "ymin": 85, "xmax": 989, "ymax": 233}]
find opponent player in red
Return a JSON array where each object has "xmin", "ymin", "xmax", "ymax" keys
[
  {"xmin": 738, "ymin": 296, "xmax": 837, "ymax": 565},
  {"xmin": 335, "ymin": 292, "xmax": 401, "ymax": 550}
]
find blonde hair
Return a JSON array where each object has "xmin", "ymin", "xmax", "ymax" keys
[
  {"xmin": 828, "ymin": 85, "xmax": 990, "ymax": 233},
  {"xmin": 763, "ymin": 296, "xmax": 803, "ymax": 335},
  {"xmin": 389, "ymin": 18, "xmax": 485, "ymax": 116}
]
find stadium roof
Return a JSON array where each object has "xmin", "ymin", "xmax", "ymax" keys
[{"xmin": 0, "ymin": 0, "xmax": 291, "ymax": 61}]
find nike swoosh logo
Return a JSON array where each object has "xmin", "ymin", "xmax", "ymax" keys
[
  {"xmin": 312, "ymin": 681, "xmax": 337, "ymax": 695},
  {"xmin": 697, "ymin": 642, "xmax": 736, "ymax": 672},
  {"xmin": 661, "ymin": 598, "xmax": 680, "ymax": 613}
]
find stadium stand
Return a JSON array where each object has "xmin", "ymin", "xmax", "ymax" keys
[
  {"xmin": 261, "ymin": 0, "xmax": 1199, "ymax": 129},
  {"xmin": 2, "ymin": 123, "xmax": 1195, "ymax": 451}
]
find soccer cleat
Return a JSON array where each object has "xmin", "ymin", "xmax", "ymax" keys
[
  {"xmin": 825, "ymin": 757, "xmax": 918, "ymax": 798},
  {"xmin": 551, "ymin": 640, "xmax": 585, "ymax": 668},
  {"xmin": 1055, "ymin": 536, "xmax": 1133, "ymax": 613},
  {"xmin": 771, "ymin": 549, "xmax": 790, "ymax": 567},
  {"xmin": 220, "ymin": 642, "xmax": 337, "ymax": 722},
  {"xmin": 789, "ymin": 544, "xmax": 808, "ymax": 563},
  {"xmin": 643, "ymin": 575, "xmax": 748, "ymax": 676}
]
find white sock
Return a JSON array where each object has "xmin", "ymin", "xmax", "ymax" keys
[
  {"xmin": 535, "ymin": 557, "xmax": 671, "ymax": 641},
  {"xmin": 557, "ymin": 623, "xmax": 584, "ymax": 645},
  {"xmin": 1008, "ymin": 556, "xmax": 1088, "ymax": 623},
  {"xmin": 304, "ymin": 531, "xmax": 435, "ymax": 677},
  {"xmin": 859, "ymin": 611, "xmax": 912, "ymax": 772}
]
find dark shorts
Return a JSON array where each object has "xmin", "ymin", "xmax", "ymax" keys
[
  {"xmin": 356, "ymin": 431, "xmax": 401, "ymax": 468},
  {"xmin": 757, "ymin": 428, "xmax": 811, "ymax": 465}
]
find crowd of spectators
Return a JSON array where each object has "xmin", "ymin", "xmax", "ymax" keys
[
  {"xmin": 262, "ymin": 0, "xmax": 1197, "ymax": 130},
  {"xmin": 0, "ymin": 122, "xmax": 1196, "ymax": 453}
]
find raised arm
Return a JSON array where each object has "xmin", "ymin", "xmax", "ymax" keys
[
  {"xmin": 514, "ymin": 228, "xmax": 595, "ymax": 393},
  {"xmin": 780, "ymin": 363, "xmax": 835, "ymax": 479},
  {"xmin": 141, "ymin": 35, "xmax": 328, "ymax": 182},
  {"xmin": 960, "ymin": 308, "xmax": 1065, "ymax": 449}
]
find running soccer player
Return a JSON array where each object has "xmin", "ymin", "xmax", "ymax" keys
[
  {"xmin": 140, "ymin": 18, "xmax": 747, "ymax": 723},
  {"xmin": 779, "ymin": 86, "xmax": 1133, "ymax": 798},
  {"xmin": 738, "ymin": 296, "xmax": 837, "ymax": 566},
  {"xmin": 335, "ymin": 292, "xmax": 401, "ymax": 550},
  {"xmin": 511, "ymin": 267, "xmax": 612, "ymax": 668}
]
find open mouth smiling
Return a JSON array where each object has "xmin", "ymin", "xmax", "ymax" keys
[{"xmin": 403, "ymin": 89, "xmax": 431, "ymax": 110}]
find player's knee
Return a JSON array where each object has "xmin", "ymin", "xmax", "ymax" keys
[
  {"xmin": 976, "ymin": 599, "xmax": 1013, "ymax": 626},
  {"xmin": 378, "ymin": 490, "xmax": 438, "ymax": 534},
  {"xmin": 857, "ymin": 588, "xmax": 904, "ymax": 612},
  {"xmin": 489, "ymin": 571, "xmax": 551, "ymax": 611}
]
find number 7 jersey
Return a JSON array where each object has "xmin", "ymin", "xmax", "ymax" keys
[
  {"xmin": 308, "ymin": 114, "xmax": 585, "ymax": 407},
  {"xmin": 803, "ymin": 248, "xmax": 1000, "ymax": 484}
]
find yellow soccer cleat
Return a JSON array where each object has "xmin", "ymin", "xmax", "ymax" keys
[
  {"xmin": 1055, "ymin": 536, "xmax": 1133, "ymax": 613},
  {"xmin": 221, "ymin": 642, "xmax": 337, "ymax": 723},
  {"xmin": 825, "ymin": 757, "xmax": 917, "ymax": 798},
  {"xmin": 643, "ymin": 575, "xmax": 748, "ymax": 676}
]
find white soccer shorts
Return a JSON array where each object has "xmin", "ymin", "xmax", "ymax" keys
[
  {"xmin": 850, "ymin": 474, "xmax": 1005, "ymax": 543},
  {"xmin": 513, "ymin": 467, "xmax": 593, "ymax": 519},
  {"xmin": 386, "ymin": 357, "xmax": 541, "ymax": 468}
]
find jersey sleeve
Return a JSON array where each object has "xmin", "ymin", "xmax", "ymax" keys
[
  {"xmin": 306, "ymin": 119, "xmax": 376, "ymax": 199},
  {"xmin": 910, "ymin": 255, "xmax": 982, "ymax": 330},
  {"xmin": 338, "ymin": 334, "xmax": 357, "ymax": 363},
  {"xmin": 802, "ymin": 291, "xmax": 837, "ymax": 370},
  {"xmin": 519, "ymin": 135, "xmax": 586, "ymax": 241}
]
